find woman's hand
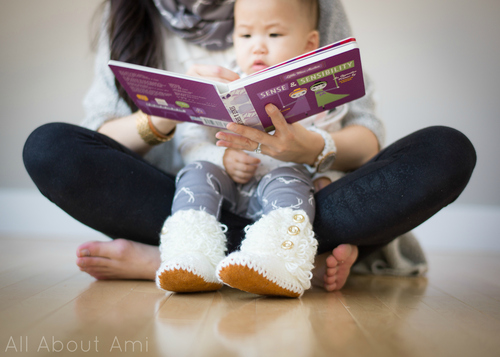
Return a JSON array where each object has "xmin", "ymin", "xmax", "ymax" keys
[
  {"xmin": 223, "ymin": 148, "xmax": 260, "ymax": 184},
  {"xmin": 186, "ymin": 64, "xmax": 240, "ymax": 83},
  {"xmin": 216, "ymin": 104, "xmax": 324, "ymax": 165},
  {"xmin": 216, "ymin": 104, "xmax": 380, "ymax": 172}
]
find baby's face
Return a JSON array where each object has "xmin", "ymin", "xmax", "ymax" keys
[
  {"xmin": 311, "ymin": 81, "xmax": 327, "ymax": 91},
  {"xmin": 290, "ymin": 88, "xmax": 307, "ymax": 98},
  {"xmin": 234, "ymin": 0, "xmax": 318, "ymax": 75}
]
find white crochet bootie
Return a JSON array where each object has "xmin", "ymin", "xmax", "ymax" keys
[
  {"xmin": 156, "ymin": 209, "xmax": 227, "ymax": 293},
  {"xmin": 216, "ymin": 208, "xmax": 318, "ymax": 298}
]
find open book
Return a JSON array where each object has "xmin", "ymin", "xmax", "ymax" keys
[{"xmin": 109, "ymin": 37, "xmax": 365, "ymax": 132}]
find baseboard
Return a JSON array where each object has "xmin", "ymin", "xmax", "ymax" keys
[
  {"xmin": 412, "ymin": 203, "xmax": 500, "ymax": 252},
  {"xmin": 0, "ymin": 188, "xmax": 103, "ymax": 240},
  {"xmin": 1, "ymin": 188, "xmax": 499, "ymax": 251}
]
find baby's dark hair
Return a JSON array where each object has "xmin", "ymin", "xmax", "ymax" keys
[
  {"xmin": 234, "ymin": 0, "xmax": 319, "ymax": 30},
  {"xmin": 299, "ymin": 0, "xmax": 320, "ymax": 30}
]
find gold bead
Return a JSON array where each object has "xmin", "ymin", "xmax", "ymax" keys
[
  {"xmin": 281, "ymin": 240, "xmax": 294, "ymax": 250},
  {"xmin": 293, "ymin": 214, "xmax": 305, "ymax": 223},
  {"xmin": 287, "ymin": 226, "xmax": 300, "ymax": 235}
]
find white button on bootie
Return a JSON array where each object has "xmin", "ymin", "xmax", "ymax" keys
[
  {"xmin": 156, "ymin": 209, "xmax": 227, "ymax": 293},
  {"xmin": 216, "ymin": 208, "xmax": 318, "ymax": 298}
]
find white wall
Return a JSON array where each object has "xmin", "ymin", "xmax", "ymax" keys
[
  {"xmin": 342, "ymin": 0, "xmax": 500, "ymax": 205},
  {"xmin": 0, "ymin": 0, "xmax": 102, "ymax": 188},
  {"xmin": 0, "ymin": 1, "xmax": 499, "ymax": 249}
]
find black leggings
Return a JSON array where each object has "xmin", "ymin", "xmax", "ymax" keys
[{"xmin": 23, "ymin": 123, "xmax": 476, "ymax": 262}]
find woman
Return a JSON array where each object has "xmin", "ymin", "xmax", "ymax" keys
[{"xmin": 22, "ymin": 0, "xmax": 476, "ymax": 291}]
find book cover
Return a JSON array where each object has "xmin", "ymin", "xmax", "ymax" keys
[{"xmin": 108, "ymin": 37, "xmax": 365, "ymax": 131}]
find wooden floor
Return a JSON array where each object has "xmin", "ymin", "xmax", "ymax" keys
[{"xmin": 1, "ymin": 236, "xmax": 499, "ymax": 357}]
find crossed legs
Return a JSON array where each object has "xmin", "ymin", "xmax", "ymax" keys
[{"xmin": 24, "ymin": 123, "xmax": 475, "ymax": 292}]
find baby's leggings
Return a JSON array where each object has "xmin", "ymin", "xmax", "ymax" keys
[{"xmin": 172, "ymin": 162, "xmax": 315, "ymax": 221}]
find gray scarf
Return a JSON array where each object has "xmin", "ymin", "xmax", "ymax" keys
[
  {"xmin": 152, "ymin": 0, "xmax": 353, "ymax": 51},
  {"xmin": 153, "ymin": 0, "xmax": 235, "ymax": 50}
]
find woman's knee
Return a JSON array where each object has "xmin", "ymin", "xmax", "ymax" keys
[
  {"xmin": 23, "ymin": 123, "xmax": 87, "ymax": 193},
  {"xmin": 24, "ymin": 123, "xmax": 67, "ymax": 173},
  {"xmin": 409, "ymin": 126, "xmax": 476, "ymax": 202},
  {"xmin": 418, "ymin": 126, "xmax": 476, "ymax": 178}
]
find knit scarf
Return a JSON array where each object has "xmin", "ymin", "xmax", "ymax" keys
[{"xmin": 153, "ymin": 0, "xmax": 235, "ymax": 50}]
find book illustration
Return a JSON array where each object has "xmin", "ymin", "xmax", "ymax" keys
[
  {"xmin": 310, "ymin": 80, "xmax": 349, "ymax": 109},
  {"xmin": 155, "ymin": 98, "xmax": 169, "ymax": 106},
  {"xmin": 289, "ymin": 88, "xmax": 308, "ymax": 98},
  {"xmin": 282, "ymin": 88, "xmax": 311, "ymax": 120}
]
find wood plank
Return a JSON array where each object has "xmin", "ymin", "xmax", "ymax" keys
[
  {"xmin": 139, "ymin": 289, "xmax": 217, "ymax": 357},
  {"xmin": 301, "ymin": 287, "xmax": 379, "ymax": 357},
  {"xmin": 190, "ymin": 287, "xmax": 259, "ymax": 357},
  {"xmin": 0, "ymin": 262, "xmax": 81, "ymax": 312},
  {"xmin": 426, "ymin": 253, "xmax": 500, "ymax": 314},
  {"xmin": 335, "ymin": 276, "xmax": 432, "ymax": 357},
  {"xmin": 420, "ymin": 294, "xmax": 500, "ymax": 356},
  {"xmin": 6, "ymin": 280, "xmax": 144, "ymax": 352},
  {"xmin": 366, "ymin": 275, "xmax": 495, "ymax": 357},
  {"xmin": 0, "ymin": 272, "xmax": 94, "ymax": 337}
]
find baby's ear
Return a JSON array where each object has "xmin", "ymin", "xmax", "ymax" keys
[{"xmin": 305, "ymin": 30, "xmax": 320, "ymax": 52}]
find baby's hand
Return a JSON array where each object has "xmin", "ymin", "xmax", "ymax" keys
[
  {"xmin": 186, "ymin": 64, "xmax": 240, "ymax": 83},
  {"xmin": 313, "ymin": 177, "xmax": 332, "ymax": 192},
  {"xmin": 223, "ymin": 149, "xmax": 260, "ymax": 184}
]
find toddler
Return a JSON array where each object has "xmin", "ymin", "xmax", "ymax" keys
[{"xmin": 156, "ymin": 0, "xmax": 337, "ymax": 297}]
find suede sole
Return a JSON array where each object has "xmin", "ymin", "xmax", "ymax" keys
[
  {"xmin": 157, "ymin": 268, "xmax": 222, "ymax": 293},
  {"xmin": 218, "ymin": 264, "xmax": 301, "ymax": 298}
]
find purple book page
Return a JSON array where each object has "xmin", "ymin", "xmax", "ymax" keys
[
  {"xmin": 241, "ymin": 48, "xmax": 365, "ymax": 131},
  {"xmin": 109, "ymin": 63, "xmax": 232, "ymax": 128}
]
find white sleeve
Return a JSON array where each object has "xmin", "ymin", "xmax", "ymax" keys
[
  {"xmin": 175, "ymin": 123, "xmax": 227, "ymax": 168},
  {"xmin": 341, "ymin": 75, "xmax": 386, "ymax": 148},
  {"xmin": 80, "ymin": 7, "xmax": 131, "ymax": 130},
  {"xmin": 318, "ymin": 0, "xmax": 386, "ymax": 148}
]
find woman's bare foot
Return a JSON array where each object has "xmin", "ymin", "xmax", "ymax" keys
[
  {"xmin": 312, "ymin": 244, "xmax": 359, "ymax": 291},
  {"xmin": 76, "ymin": 239, "xmax": 161, "ymax": 280}
]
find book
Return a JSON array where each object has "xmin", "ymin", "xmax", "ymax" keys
[{"xmin": 108, "ymin": 37, "xmax": 365, "ymax": 132}]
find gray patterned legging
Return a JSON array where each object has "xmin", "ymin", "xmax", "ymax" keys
[{"xmin": 172, "ymin": 161, "xmax": 315, "ymax": 222}]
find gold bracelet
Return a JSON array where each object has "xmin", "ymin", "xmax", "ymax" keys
[{"xmin": 136, "ymin": 111, "xmax": 176, "ymax": 146}]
